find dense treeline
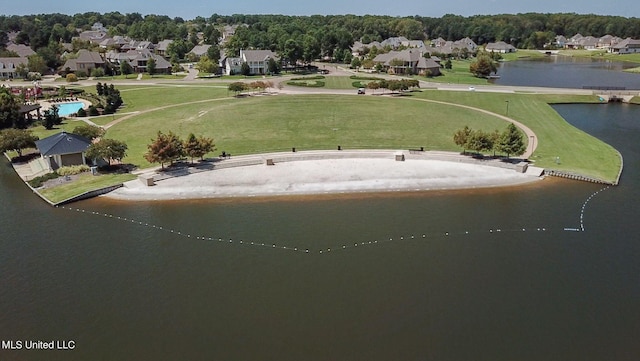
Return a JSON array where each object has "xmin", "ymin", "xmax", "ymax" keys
[{"xmin": 1, "ymin": 12, "xmax": 640, "ymax": 58}]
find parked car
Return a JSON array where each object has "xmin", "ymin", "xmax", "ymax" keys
[{"xmin": 357, "ymin": 88, "xmax": 365, "ymax": 94}]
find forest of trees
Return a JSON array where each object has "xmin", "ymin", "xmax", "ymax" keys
[{"xmin": 2, "ymin": 12, "xmax": 640, "ymax": 59}]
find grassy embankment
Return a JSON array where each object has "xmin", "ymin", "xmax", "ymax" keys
[
  {"xmin": 104, "ymin": 85, "xmax": 620, "ymax": 182},
  {"xmin": 25, "ymin": 80, "xmax": 623, "ymax": 203}
]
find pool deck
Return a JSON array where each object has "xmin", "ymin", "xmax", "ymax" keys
[{"xmin": 37, "ymin": 98, "xmax": 92, "ymax": 115}]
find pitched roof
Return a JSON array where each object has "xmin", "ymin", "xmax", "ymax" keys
[
  {"xmin": 0, "ymin": 57, "xmax": 28, "ymax": 70},
  {"xmin": 35, "ymin": 131, "xmax": 91, "ymax": 157},
  {"xmin": 189, "ymin": 45, "xmax": 212, "ymax": 56},
  {"xmin": 486, "ymin": 41, "xmax": 516, "ymax": 51},
  {"xmin": 6, "ymin": 44, "xmax": 36, "ymax": 57},
  {"xmin": 240, "ymin": 49, "xmax": 277, "ymax": 62},
  {"xmin": 156, "ymin": 39, "xmax": 173, "ymax": 51},
  {"xmin": 76, "ymin": 49, "xmax": 105, "ymax": 64}
]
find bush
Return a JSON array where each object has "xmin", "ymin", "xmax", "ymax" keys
[
  {"xmin": 28, "ymin": 172, "xmax": 59, "ymax": 188},
  {"xmin": 76, "ymin": 108, "xmax": 87, "ymax": 117},
  {"xmin": 287, "ymin": 80, "xmax": 325, "ymax": 87},
  {"xmin": 66, "ymin": 73, "xmax": 78, "ymax": 83},
  {"xmin": 91, "ymin": 67, "xmax": 105, "ymax": 77},
  {"xmin": 56, "ymin": 165, "xmax": 90, "ymax": 176},
  {"xmin": 87, "ymin": 106, "xmax": 99, "ymax": 116}
]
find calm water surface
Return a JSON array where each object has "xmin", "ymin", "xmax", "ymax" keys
[
  {"xmin": 492, "ymin": 55, "xmax": 640, "ymax": 89},
  {"xmin": 1, "ymin": 104, "xmax": 639, "ymax": 360}
]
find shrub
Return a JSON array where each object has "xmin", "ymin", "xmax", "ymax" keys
[
  {"xmin": 56, "ymin": 165, "xmax": 90, "ymax": 176},
  {"xmin": 76, "ymin": 108, "xmax": 87, "ymax": 117},
  {"xmin": 88, "ymin": 106, "xmax": 99, "ymax": 116},
  {"xmin": 91, "ymin": 67, "xmax": 105, "ymax": 77},
  {"xmin": 66, "ymin": 73, "xmax": 78, "ymax": 83},
  {"xmin": 28, "ymin": 172, "xmax": 60, "ymax": 188},
  {"xmin": 287, "ymin": 80, "xmax": 325, "ymax": 87}
]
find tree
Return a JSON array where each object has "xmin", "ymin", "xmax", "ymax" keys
[
  {"xmin": 0, "ymin": 128, "xmax": 39, "ymax": 157},
  {"xmin": 96, "ymin": 82, "xmax": 104, "ymax": 96},
  {"xmin": 144, "ymin": 131, "xmax": 183, "ymax": 169},
  {"xmin": 197, "ymin": 55, "xmax": 219, "ymax": 74},
  {"xmin": 466, "ymin": 130, "xmax": 493, "ymax": 154},
  {"xmin": 228, "ymin": 82, "xmax": 246, "ymax": 96},
  {"xmin": 240, "ymin": 61, "xmax": 251, "ymax": 76},
  {"xmin": 147, "ymin": 57, "xmax": 156, "ymax": 76},
  {"xmin": 351, "ymin": 57, "xmax": 362, "ymax": 70},
  {"xmin": 496, "ymin": 123, "xmax": 526, "ymax": 158},
  {"xmin": 267, "ymin": 58, "xmax": 280, "ymax": 74},
  {"xmin": 27, "ymin": 54, "xmax": 47, "ymax": 74},
  {"xmin": 453, "ymin": 126, "xmax": 472, "ymax": 153},
  {"xmin": 183, "ymin": 133, "xmax": 216, "ymax": 163},
  {"xmin": 86, "ymin": 138, "xmax": 128, "ymax": 165},
  {"xmin": 444, "ymin": 59, "xmax": 453, "ymax": 69},
  {"xmin": 120, "ymin": 61, "xmax": 133, "ymax": 78},
  {"xmin": 43, "ymin": 105, "xmax": 61, "ymax": 130},
  {"xmin": 0, "ymin": 88, "xmax": 21, "ymax": 129},
  {"xmin": 72, "ymin": 124, "xmax": 105, "ymax": 141},
  {"xmin": 366, "ymin": 81, "xmax": 380, "ymax": 94},
  {"xmin": 470, "ymin": 53, "xmax": 497, "ymax": 78}
]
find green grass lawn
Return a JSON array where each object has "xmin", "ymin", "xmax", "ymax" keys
[
  {"xmin": 102, "ymin": 88, "xmax": 622, "ymax": 183},
  {"xmin": 412, "ymin": 91, "xmax": 621, "ymax": 182},
  {"xmin": 25, "ymin": 83, "xmax": 623, "ymax": 204},
  {"xmin": 424, "ymin": 60, "xmax": 491, "ymax": 85},
  {"xmin": 39, "ymin": 173, "xmax": 136, "ymax": 204},
  {"xmin": 558, "ymin": 49, "xmax": 640, "ymax": 64}
]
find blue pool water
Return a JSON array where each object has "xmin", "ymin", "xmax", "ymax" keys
[{"xmin": 57, "ymin": 102, "xmax": 85, "ymax": 116}]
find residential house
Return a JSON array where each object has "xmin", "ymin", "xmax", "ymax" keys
[
  {"xmin": 351, "ymin": 41, "xmax": 383, "ymax": 57},
  {"xmin": 77, "ymin": 29, "xmax": 108, "ymax": 44},
  {"xmin": 428, "ymin": 37, "xmax": 478, "ymax": 56},
  {"xmin": 0, "ymin": 57, "xmax": 28, "ymax": 79},
  {"xmin": 485, "ymin": 41, "xmax": 517, "ymax": 53},
  {"xmin": 239, "ymin": 49, "xmax": 278, "ymax": 75},
  {"xmin": 155, "ymin": 39, "xmax": 174, "ymax": 57},
  {"xmin": 188, "ymin": 44, "xmax": 212, "ymax": 59},
  {"xmin": 6, "ymin": 44, "xmax": 35, "ymax": 57},
  {"xmin": 381, "ymin": 36, "xmax": 409, "ymax": 49},
  {"xmin": 555, "ymin": 35, "xmax": 568, "ymax": 48},
  {"xmin": 610, "ymin": 38, "xmax": 640, "ymax": 54},
  {"xmin": 34, "ymin": 131, "xmax": 92, "ymax": 171},
  {"xmin": 224, "ymin": 57, "xmax": 242, "ymax": 75},
  {"xmin": 372, "ymin": 49, "xmax": 441, "ymax": 76},
  {"xmin": 106, "ymin": 50, "xmax": 172, "ymax": 74},
  {"xmin": 61, "ymin": 49, "xmax": 105, "ymax": 75}
]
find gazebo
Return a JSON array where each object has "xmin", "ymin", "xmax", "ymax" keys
[{"xmin": 34, "ymin": 131, "xmax": 91, "ymax": 171}]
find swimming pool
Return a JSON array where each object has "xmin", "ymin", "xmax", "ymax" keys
[{"xmin": 57, "ymin": 102, "xmax": 85, "ymax": 116}]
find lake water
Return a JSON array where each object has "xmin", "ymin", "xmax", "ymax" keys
[
  {"xmin": 492, "ymin": 55, "xmax": 640, "ymax": 90},
  {"xmin": 1, "ymin": 102, "xmax": 640, "ymax": 358}
]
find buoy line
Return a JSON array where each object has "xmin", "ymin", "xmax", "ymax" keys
[
  {"xmin": 56, "ymin": 205, "xmax": 568, "ymax": 255},
  {"xmin": 578, "ymin": 186, "xmax": 611, "ymax": 232}
]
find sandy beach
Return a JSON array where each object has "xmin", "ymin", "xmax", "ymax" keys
[{"xmin": 106, "ymin": 153, "xmax": 544, "ymax": 201}]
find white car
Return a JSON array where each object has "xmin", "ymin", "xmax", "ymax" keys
[{"xmin": 468, "ymin": 86, "xmax": 476, "ymax": 91}]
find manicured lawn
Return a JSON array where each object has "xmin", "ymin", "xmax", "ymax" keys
[
  {"xmin": 39, "ymin": 173, "xmax": 136, "ymax": 204},
  {"xmin": 107, "ymin": 93, "xmax": 510, "ymax": 168},
  {"xmin": 412, "ymin": 91, "xmax": 621, "ymax": 182},
  {"xmin": 558, "ymin": 49, "xmax": 640, "ymax": 64},
  {"xmin": 424, "ymin": 60, "xmax": 491, "ymax": 85},
  {"xmin": 29, "ymin": 84, "xmax": 621, "ymax": 189},
  {"xmin": 500, "ymin": 50, "xmax": 546, "ymax": 61}
]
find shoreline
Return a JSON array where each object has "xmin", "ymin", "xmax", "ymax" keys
[{"xmin": 104, "ymin": 153, "xmax": 545, "ymax": 202}]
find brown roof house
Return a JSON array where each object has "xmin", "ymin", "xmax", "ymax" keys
[
  {"xmin": 485, "ymin": 41, "xmax": 517, "ymax": 53},
  {"xmin": 61, "ymin": 49, "xmax": 105, "ymax": 75},
  {"xmin": 610, "ymin": 38, "xmax": 640, "ymax": 54},
  {"xmin": 6, "ymin": 44, "xmax": 36, "ymax": 57},
  {"xmin": 35, "ymin": 131, "xmax": 92, "ymax": 171},
  {"xmin": 373, "ymin": 49, "xmax": 441, "ymax": 76}
]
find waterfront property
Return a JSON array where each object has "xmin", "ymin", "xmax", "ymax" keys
[{"xmin": 34, "ymin": 131, "xmax": 91, "ymax": 171}]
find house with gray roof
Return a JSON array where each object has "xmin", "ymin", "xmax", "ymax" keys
[
  {"xmin": 155, "ymin": 39, "xmax": 174, "ymax": 57},
  {"xmin": 61, "ymin": 49, "xmax": 105, "ymax": 74},
  {"xmin": 239, "ymin": 49, "xmax": 278, "ymax": 75},
  {"xmin": 610, "ymin": 38, "xmax": 640, "ymax": 54},
  {"xmin": 0, "ymin": 57, "xmax": 28, "ymax": 79},
  {"xmin": 372, "ymin": 49, "xmax": 441, "ymax": 76},
  {"xmin": 6, "ymin": 44, "xmax": 35, "ymax": 57},
  {"xmin": 106, "ymin": 50, "xmax": 171, "ymax": 74},
  {"xmin": 35, "ymin": 131, "xmax": 92, "ymax": 171},
  {"xmin": 188, "ymin": 45, "xmax": 212, "ymax": 59},
  {"xmin": 485, "ymin": 41, "xmax": 517, "ymax": 53}
]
